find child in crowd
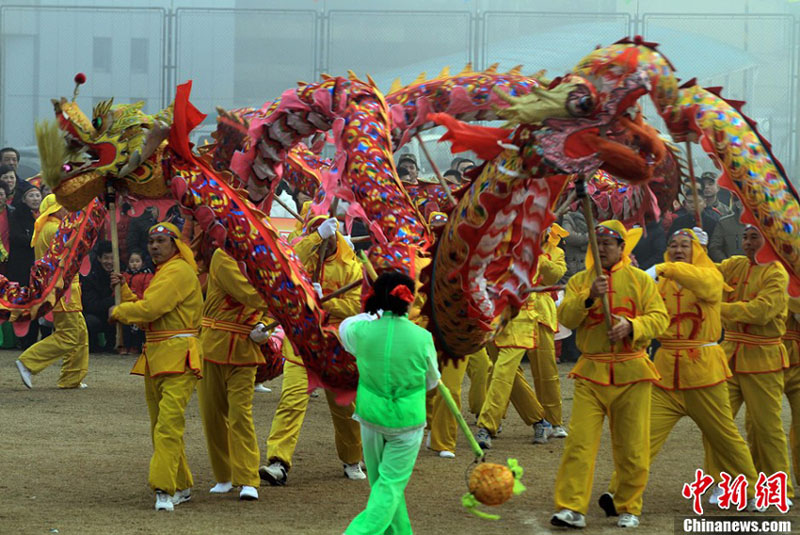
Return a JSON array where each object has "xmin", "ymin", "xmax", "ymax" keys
[{"xmin": 120, "ymin": 251, "xmax": 154, "ymax": 355}]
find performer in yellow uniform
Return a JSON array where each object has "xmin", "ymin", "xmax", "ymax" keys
[
  {"xmin": 475, "ymin": 225, "xmax": 568, "ymax": 449},
  {"xmin": 110, "ymin": 222, "xmax": 203, "ymax": 512},
  {"xmin": 604, "ymin": 229, "xmax": 760, "ymax": 516},
  {"xmin": 551, "ymin": 220, "xmax": 668, "ymax": 529},
  {"xmin": 466, "ymin": 348, "xmax": 491, "ymax": 419},
  {"xmin": 15, "ymin": 195, "xmax": 89, "ymax": 389},
  {"xmin": 428, "ymin": 348, "xmax": 494, "ymax": 458},
  {"xmin": 261, "ymin": 216, "xmax": 364, "ymax": 485},
  {"xmin": 528, "ymin": 225, "xmax": 569, "ymax": 443},
  {"xmin": 785, "ymin": 296, "xmax": 800, "ymax": 485},
  {"xmin": 198, "ymin": 248, "xmax": 269, "ymax": 501},
  {"xmin": 705, "ymin": 225, "xmax": 793, "ymax": 502}
]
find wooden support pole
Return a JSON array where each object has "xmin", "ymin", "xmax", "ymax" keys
[
  {"xmin": 685, "ymin": 141, "xmax": 703, "ymax": 229},
  {"xmin": 106, "ymin": 185, "xmax": 122, "ymax": 347},
  {"xmin": 576, "ymin": 178, "xmax": 613, "ymax": 331},
  {"xmin": 415, "ymin": 134, "xmax": 458, "ymax": 207}
]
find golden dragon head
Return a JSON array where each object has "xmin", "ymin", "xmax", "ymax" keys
[
  {"xmin": 492, "ymin": 38, "xmax": 673, "ymax": 185},
  {"xmin": 37, "ymin": 93, "xmax": 173, "ymax": 210}
]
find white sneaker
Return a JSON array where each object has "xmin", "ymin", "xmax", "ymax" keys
[
  {"xmin": 210, "ymin": 482, "xmax": 232, "ymax": 493},
  {"xmin": 551, "ymin": 508, "xmax": 586, "ymax": 528},
  {"xmin": 709, "ymin": 486, "xmax": 723, "ymax": 505},
  {"xmin": 533, "ymin": 420, "xmax": 551, "ymax": 444},
  {"xmin": 171, "ymin": 488, "xmax": 191, "ymax": 506},
  {"xmin": 344, "ymin": 463, "xmax": 367, "ymax": 480},
  {"xmin": 550, "ymin": 425, "xmax": 568, "ymax": 438},
  {"xmin": 78, "ymin": 383, "xmax": 88, "ymax": 389},
  {"xmin": 155, "ymin": 491, "xmax": 174, "ymax": 511},
  {"xmin": 15, "ymin": 360, "xmax": 32, "ymax": 389},
  {"xmin": 438, "ymin": 451, "xmax": 455, "ymax": 459},
  {"xmin": 617, "ymin": 513, "xmax": 639, "ymax": 528},
  {"xmin": 254, "ymin": 384, "xmax": 272, "ymax": 393},
  {"xmin": 475, "ymin": 427, "xmax": 492, "ymax": 449},
  {"xmin": 259, "ymin": 462, "xmax": 287, "ymax": 486},
  {"xmin": 239, "ymin": 485, "xmax": 258, "ymax": 501}
]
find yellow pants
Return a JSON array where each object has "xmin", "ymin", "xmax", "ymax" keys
[
  {"xmin": 466, "ymin": 348, "xmax": 491, "ymax": 417},
  {"xmin": 266, "ymin": 357, "xmax": 361, "ymax": 468},
  {"xmin": 705, "ymin": 371, "xmax": 794, "ymax": 498},
  {"xmin": 478, "ymin": 346, "xmax": 544, "ymax": 434},
  {"xmin": 554, "ymin": 379, "xmax": 651, "ymax": 516},
  {"xmin": 144, "ymin": 370, "xmax": 197, "ymax": 494},
  {"xmin": 197, "ymin": 360, "xmax": 260, "ymax": 487},
  {"xmin": 507, "ymin": 366, "xmax": 545, "ymax": 425},
  {"xmin": 610, "ymin": 384, "xmax": 757, "ymax": 501},
  {"xmin": 530, "ymin": 323, "xmax": 563, "ymax": 426},
  {"xmin": 429, "ymin": 356, "xmax": 468, "ymax": 452},
  {"xmin": 785, "ymin": 366, "xmax": 800, "ymax": 485},
  {"xmin": 19, "ymin": 311, "xmax": 89, "ymax": 388}
]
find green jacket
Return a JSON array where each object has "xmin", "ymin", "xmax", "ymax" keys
[{"xmin": 340, "ymin": 312, "xmax": 439, "ymax": 430}]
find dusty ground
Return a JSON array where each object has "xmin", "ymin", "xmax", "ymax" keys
[{"xmin": 1, "ymin": 351, "xmax": 798, "ymax": 534}]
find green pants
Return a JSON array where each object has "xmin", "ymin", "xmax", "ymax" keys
[{"xmin": 345, "ymin": 424, "xmax": 424, "ymax": 535}]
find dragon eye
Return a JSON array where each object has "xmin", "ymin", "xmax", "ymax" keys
[
  {"xmin": 92, "ymin": 117, "xmax": 102, "ymax": 130},
  {"xmin": 566, "ymin": 91, "xmax": 595, "ymax": 117}
]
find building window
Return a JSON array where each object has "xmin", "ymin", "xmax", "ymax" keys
[
  {"xmin": 93, "ymin": 37, "xmax": 112, "ymax": 73},
  {"xmin": 130, "ymin": 38, "xmax": 149, "ymax": 74}
]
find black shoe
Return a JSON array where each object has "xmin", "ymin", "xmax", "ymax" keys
[
  {"xmin": 599, "ymin": 492, "xmax": 618, "ymax": 517},
  {"xmin": 259, "ymin": 462, "xmax": 287, "ymax": 486}
]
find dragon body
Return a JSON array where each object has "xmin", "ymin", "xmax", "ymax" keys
[{"xmin": 14, "ymin": 37, "xmax": 793, "ymax": 397}]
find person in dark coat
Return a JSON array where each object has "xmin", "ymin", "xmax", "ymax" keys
[
  {"xmin": 126, "ymin": 206, "xmax": 159, "ymax": 268},
  {"xmin": 8, "ymin": 182, "xmax": 42, "ymax": 348},
  {"xmin": 631, "ymin": 218, "xmax": 667, "ymax": 271},
  {"xmin": 81, "ymin": 240, "xmax": 117, "ymax": 353}
]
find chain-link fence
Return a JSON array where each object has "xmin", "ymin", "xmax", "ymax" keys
[
  {"xmin": 1, "ymin": 5, "xmax": 799, "ymax": 183},
  {"xmin": 327, "ymin": 10, "xmax": 473, "ymax": 93},
  {"xmin": 642, "ymin": 13, "xmax": 796, "ymax": 177},
  {"xmin": 174, "ymin": 8, "xmax": 318, "ymax": 133},
  {"xmin": 482, "ymin": 12, "xmax": 631, "ymax": 74},
  {"xmin": 0, "ymin": 5, "xmax": 165, "ymax": 164}
]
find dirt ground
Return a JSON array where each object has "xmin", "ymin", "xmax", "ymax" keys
[{"xmin": 1, "ymin": 351, "xmax": 798, "ymax": 535}]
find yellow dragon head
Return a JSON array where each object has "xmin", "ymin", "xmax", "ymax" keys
[{"xmin": 37, "ymin": 96, "xmax": 173, "ymax": 210}]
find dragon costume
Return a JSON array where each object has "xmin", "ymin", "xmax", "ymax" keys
[{"xmin": 16, "ymin": 37, "xmax": 799, "ymax": 397}]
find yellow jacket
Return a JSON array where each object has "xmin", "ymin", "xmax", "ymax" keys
[
  {"xmin": 200, "ymin": 249, "xmax": 267, "ymax": 366},
  {"xmin": 531, "ymin": 245, "xmax": 567, "ymax": 330},
  {"xmin": 35, "ymin": 217, "xmax": 82, "ymax": 313},
  {"xmin": 112, "ymin": 254, "xmax": 203, "ymax": 378},
  {"xmin": 719, "ymin": 256, "xmax": 789, "ymax": 373},
  {"xmin": 558, "ymin": 262, "xmax": 668, "ymax": 386},
  {"xmin": 784, "ymin": 296, "xmax": 800, "ymax": 368},
  {"xmin": 494, "ymin": 244, "xmax": 566, "ymax": 348},
  {"xmin": 653, "ymin": 262, "xmax": 731, "ymax": 390},
  {"xmin": 294, "ymin": 231, "xmax": 361, "ymax": 324}
]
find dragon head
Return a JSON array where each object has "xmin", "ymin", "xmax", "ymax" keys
[
  {"xmin": 494, "ymin": 39, "xmax": 672, "ymax": 185},
  {"xmin": 37, "ymin": 97, "xmax": 173, "ymax": 210}
]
